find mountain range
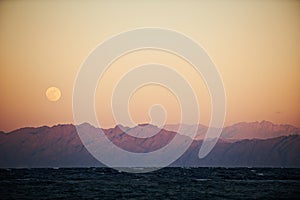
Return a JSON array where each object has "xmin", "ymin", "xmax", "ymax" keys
[
  {"xmin": 164, "ymin": 120, "xmax": 300, "ymax": 141},
  {"xmin": 0, "ymin": 121, "xmax": 299, "ymax": 168}
]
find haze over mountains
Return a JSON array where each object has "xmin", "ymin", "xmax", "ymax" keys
[
  {"xmin": 164, "ymin": 120, "xmax": 300, "ymax": 141},
  {"xmin": 0, "ymin": 121, "xmax": 299, "ymax": 168}
]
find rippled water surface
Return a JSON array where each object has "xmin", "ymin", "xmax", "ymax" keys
[{"xmin": 0, "ymin": 167, "xmax": 299, "ymax": 199}]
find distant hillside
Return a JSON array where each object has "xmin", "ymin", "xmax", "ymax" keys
[
  {"xmin": 175, "ymin": 135, "xmax": 300, "ymax": 167},
  {"xmin": 164, "ymin": 121, "xmax": 300, "ymax": 140},
  {"xmin": 0, "ymin": 122, "xmax": 299, "ymax": 168}
]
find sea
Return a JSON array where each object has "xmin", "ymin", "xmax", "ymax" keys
[{"xmin": 0, "ymin": 167, "xmax": 299, "ymax": 199}]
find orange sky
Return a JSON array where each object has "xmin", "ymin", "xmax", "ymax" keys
[{"xmin": 0, "ymin": 0, "xmax": 300, "ymax": 132}]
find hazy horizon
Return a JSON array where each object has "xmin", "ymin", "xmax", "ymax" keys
[{"xmin": 1, "ymin": 119, "xmax": 299, "ymax": 134}]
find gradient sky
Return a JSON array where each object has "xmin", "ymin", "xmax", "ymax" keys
[{"xmin": 0, "ymin": 0, "xmax": 299, "ymax": 132}]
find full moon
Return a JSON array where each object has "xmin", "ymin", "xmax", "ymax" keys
[{"xmin": 46, "ymin": 87, "xmax": 61, "ymax": 102}]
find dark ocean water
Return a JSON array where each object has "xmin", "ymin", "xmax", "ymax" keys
[{"xmin": 0, "ymin": 167, "xmax": 299, "ymax": 199}]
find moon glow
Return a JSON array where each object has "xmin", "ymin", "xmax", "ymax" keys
[{"xmin": 46, "ymin": 87, "xmax": 61, "ymax": 102}]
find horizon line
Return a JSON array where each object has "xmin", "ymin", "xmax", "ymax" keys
[{"xmin": 2, "ymin": 120, "xmax": 299, "ymax": 134}]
